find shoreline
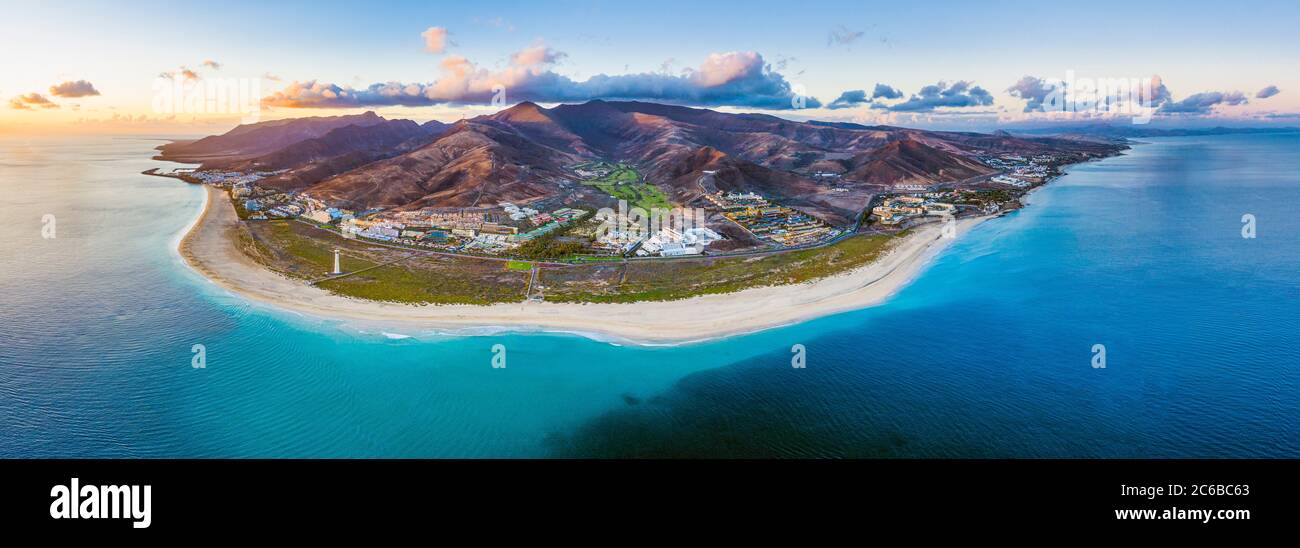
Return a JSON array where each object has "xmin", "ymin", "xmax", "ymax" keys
[{"xmin": 179, "ymin": 185, "xmax": 991, "ymax": 345}]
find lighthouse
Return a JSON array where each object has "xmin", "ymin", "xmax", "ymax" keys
[{"xmin": 332, "ymin": 249, "xmax": 341, "ymax": 274}]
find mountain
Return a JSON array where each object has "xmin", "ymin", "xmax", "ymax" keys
[
  {"xmin": 167, "ymin": 101, "xmax": 1127, "ymax": 225},
  {"xmin": 154, "ymin": 111, "xmax": 389, "ymax": 163},
  {"xmin": 302, "ymin": 121, "xmax": 583, "ymax": 210},
  {"xmin": 209, "ymin": 119, "xmax": 450, "ymax": 193},
  {"xmin": 843, "ymin": 138, "xmax": 994, "ymax": 185}
]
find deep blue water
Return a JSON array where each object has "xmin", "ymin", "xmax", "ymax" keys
[{"xmin": 1, "ymin": 133, "xmax": 1296, "ymax": 457}]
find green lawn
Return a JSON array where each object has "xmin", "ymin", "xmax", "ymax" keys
[
  {"xmin": 592, "ymin": 182, "xmax": 671, "ymax": 211},
  {"xmin": 575, "ymin": 162, "xmax": 672, "ymax": 211},
  {"xmin": 506, "ymin": 260, "xmax": 534, "ymax": 271}
]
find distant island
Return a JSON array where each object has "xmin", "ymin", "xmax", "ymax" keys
[{"xmin": 158, "ymin": 100, "xmax": 1127, "ymax": 343}]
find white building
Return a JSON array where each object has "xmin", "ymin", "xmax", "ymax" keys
[{"xmin": 659, "ymin": 242, "xmax": 703, "ymax": 257}]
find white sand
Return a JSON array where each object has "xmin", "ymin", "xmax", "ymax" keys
[{"xmin": 180, "ymin": 185, "xmax": 989, "ymax": 345}]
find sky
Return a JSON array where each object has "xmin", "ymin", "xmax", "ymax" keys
[{"xmin": 2, "ymin": 0, "xmax": 1298, "ymax": 134}]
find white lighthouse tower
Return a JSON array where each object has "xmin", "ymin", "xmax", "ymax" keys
[{"xmin": 332, "ymin": 249, "xmax": 342, "ymax": 274}]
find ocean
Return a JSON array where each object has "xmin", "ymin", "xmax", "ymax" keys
[{"xmin": 1, "ymin": 133, "xmax": 1296, "ymax": 458}]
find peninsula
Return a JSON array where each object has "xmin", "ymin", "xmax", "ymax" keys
[{"xmin": 162, "ymin": 101, "xmax": 1126, "ymax": 343}]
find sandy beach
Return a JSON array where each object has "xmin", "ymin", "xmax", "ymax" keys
[{"xmin": 179, "ymin": 185, "xmax": 990, "ymax": 345}]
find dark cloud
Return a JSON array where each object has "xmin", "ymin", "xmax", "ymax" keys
[
  {"xmin": 1007, "ymin": 76, "xmax": 1060, "ymax": 112},
  {"xmin": 826, "ymin": 89, "xmax": 868, "ymax": 110},
  {"xmin": 1158, "ymin": 90, "xmax": 1248, "ymax": 114},
  {"xmin": 263, "ymin": 50, "xmax": 819, "ymax": 110},
  {"xmin": 875, "ymin": 80, "xmax": 993, "ymax": 112},
  {"xmin": 1009, "ymin": 75, "xmax": 1173, "ymax": 112},
  {"xmin": 826, "ymin": 25, "xmax": 864, "ymax": 47},
  {"xmin": 827, "ymin": 84, "xmax": 903, "ymax": 109},
  {"xmin": 202, "ymin": 59, "xmax": 222, "ymax": 70},
  {"xmin": 871, "ymin": 83, "xmax": 903, "ymax": 100},
  {"xmin": 1256, "ymin": 85, "xmax": 1280, "ymax": 99},
  {"xmin": 48, "ymin": 80, "xmax": 100, "ymax": 98},
  {"xmin": 1007, "ymin": 74, "xmax": 1262, "ymax": 118}
]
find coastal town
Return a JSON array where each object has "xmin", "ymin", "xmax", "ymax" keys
[
  {"xmin": 865, "ymin": 152, "xmax": 1080, "ymax": 227},
  {"xmin": 150, "ymin": 144, "xmax": 1088, "ymax": 271},
  {"xmin": 149, "ymin": 159, "xmax": 901, "ymax": 262},
  {"xmin": 145, "ymin": 97, "xmax": 1126, "ymax": 308}
]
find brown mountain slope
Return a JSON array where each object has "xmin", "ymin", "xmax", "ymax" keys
[
  {"xmin": 846, "ymin": 138, "xmax": 994, "ymax": 185},
  {"xmin": 156, "ymin": 112, "xmax": 387, "ymax": 163},
  {"xmin": 215, "ymin": 119, "xmax": 449, "ymax": 193},
  {"xmin": 304, "ymin": 122, "xmax": 581, "ymax": 210},
  {"xmin": 169, "ymin": 100, "xmax": 1125, "ymax": 223}
]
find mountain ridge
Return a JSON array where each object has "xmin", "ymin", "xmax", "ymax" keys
[{"xmin": 161, "ymin": 100, "xmax": 1127, "ymax": 225}]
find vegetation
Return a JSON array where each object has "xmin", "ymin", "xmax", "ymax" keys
[
  {"xmin": 236, "ymin": 209, "xmax": 907, "ymax": 305},
  {"xmin": 316, "ymin": 258, "xmax": 528, "ymax": 304},
  {"xmin": 592, "ymin": 182, "xmax": 671, "ymax": 211},
  {"xmin": 541, "ymin": 232, "xmax": 902, "ymax": 303},
  {"xmin": 955, "ymin": 189, "xmax": 1014, "ymax": 207},
  {"xmin": 229, "ymin": 189, "xmax": 251, "ymax": 220},
  {"xmin": 244, "ymin": 220, "xmax": 379, "ymax": 279},
  {"xmin": 574, "ymin": 161, "xmax": 672, "ymax": 211},
  {"xmin": 574, "ymin": 161, "xmax": 640, "ymax": 184},
  {"xmin": 513, "ymin": 232, "xmax": 589, "ymax": 260}
]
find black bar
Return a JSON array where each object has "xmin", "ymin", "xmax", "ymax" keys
[{"xmin": 2, "ymin": 459, "xmax": 1288, "ymax": 534}]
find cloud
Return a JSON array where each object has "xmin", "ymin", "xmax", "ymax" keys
[
  {"xmin": 510, "ymin": 44, "xmax": 565, "ymax": 67},
  {"xmin": 871, "ymin": 83, "xmax": 903, "ymax": 100},
  {"xmin": 1158, "ymin": 90, "xmax": 1248, "ymax": 114},
  {"xmin": 827, "ymin": 25, "xmax": 864, "ymax": 47},
  {"xmin": 474, "ymin": 16, "xmax": 516, "ymax": 32},
  {"xmin": 827, "ymin": 89, "xmax": 868, "ymax": 110},
  {"xmin": 1005, "ymin": 74, "xmax": 1266, "ymax": 118},
  {"xmin": 202, "ymin": 59, "xmax": 222, "ymax": 70},
  {"xmin": 421, "ymin": 26, "xmax": 452, "ymax": 54},
  {"xmin": 1007, "ymin": 76, "xmax": 1059, "ymax": 112},
  {"xmin": 263, "ymin": 72, "xmax": 282, "ymax": 81},
  {"xmin": 9, "ymin": 92, "xmax": 59, "ymax": 110},
  {"xmin": 160, "ymin": 67, "xmax": 200, "ymax": 81},
  {"xmin": 262, "ymin": 49, "xmax": 819, "ymax": 110},
  {"xmin": 1008, "ymin": 74, "xmax": 1173, "ymax": 113},
  {"xmin": 1146, "ymin": 75, "xmax": 1172, "ymax": 105},
  {"xmin": 876, "ymin": 80, "xmax": 993, "ymax": 112},
  {"xmin": 49, "ymin": 80, "xmax": 100, "ymax": 98}
]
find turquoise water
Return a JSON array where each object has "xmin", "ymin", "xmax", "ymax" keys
[{"xmin": 1, "ymin": 133, "xmax": 1297, "ymax": 457}]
